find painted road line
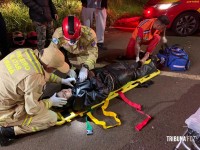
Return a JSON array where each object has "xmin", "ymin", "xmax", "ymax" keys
[{"xmin": 161, "ymin": 71, "xmax": 200, "ymax": 81}]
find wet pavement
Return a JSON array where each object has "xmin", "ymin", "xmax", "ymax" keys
[{"xmin": 2, "ymin": 29, "xmax": 200, "ymax": 150}]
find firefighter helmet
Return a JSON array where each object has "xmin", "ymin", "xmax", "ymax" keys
[
  {"xmin": 62, "ymin": 16, "xmax": 81, "ymax": 45},
  {"xmin": 12, "ymin": 31, "xmax": 25, "ymax": 46}
]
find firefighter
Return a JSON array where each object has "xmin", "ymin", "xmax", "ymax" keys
[
  {"xmin": 119, "ymin": 15, "xmax": 170, "ymax": 64},
  {"xmin": 50, "ymin": 15, "xmax": 98, "ymax": 82},
  {"xmin": 0, "ymin": 46, "xmax": 75, "ymax": 146}
]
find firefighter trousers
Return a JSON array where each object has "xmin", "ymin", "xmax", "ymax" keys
[{"xmin": 0, "ymin": 109, "xmax": 57, "ymax": 135}]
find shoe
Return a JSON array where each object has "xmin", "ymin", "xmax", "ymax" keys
[
  {"xmin": 97, "ymin": 43, "xmax": 107, "ymax": 50},
  {"xmin": 0, "ymin": 127, "xmax": 15, "ymax": 146},
  {"xmin": 149, "ymin": 55, "xmax": 164, "ymax": 70},
  {"xmin": 117, "ymin": 55, "xmax": 133, "ymax": 60},
  {"xmin": 137, "ymin": 80, "xmax": 154, "ymax": 88}
]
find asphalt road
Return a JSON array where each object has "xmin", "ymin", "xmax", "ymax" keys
[{"xmin": 2, "ymin": 29, "xmax": 200, "ymax": 150}]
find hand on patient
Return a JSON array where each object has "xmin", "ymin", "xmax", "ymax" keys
[
  {"xmin": 67, "ymin": 69, "xmax": 77, "ymax": 78},
  {"xmin": 61, "ymin": 78, "xmax": 76, "ymax": 87},
  {"xmin": 139, "ymin": 52, "xmax": 150, "ymax": 65},
  {"xmin": 136, "ymin": 56, "xmax": 140, "ymax": 62},
  {"xmin": 78, "ymin": 66, "xmax": 88, "ymax": 82},
  {"xmin": 50, "ymin": 93, "xmax": 68, "ymax": 107},
  {"xmin": 50, "ymin": 89, "xmax": 73, "ymax": 107}
]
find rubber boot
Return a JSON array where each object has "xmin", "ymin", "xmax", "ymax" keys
[{"xmin": 0, "ymin": 127, "xmax": 15, "ymax": 146}]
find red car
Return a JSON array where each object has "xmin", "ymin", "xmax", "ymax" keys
[{"xmin": 143, "ymin": 0, "xmax": 200, "ymax": 36}]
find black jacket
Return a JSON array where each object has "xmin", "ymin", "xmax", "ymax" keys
[
  {"xmin": 65, "ymin": 60, "xmax": 157, "ymax": 111},
  {"xmin": 0, "ymin": 12, "xmax": 10, "ymax": 58},
  {"xmin": 22, "ymin": 0, "xmax": 57, "ymax": 23}
]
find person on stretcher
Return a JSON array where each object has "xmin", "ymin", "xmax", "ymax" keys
[{"xmin": 55, "ymin": 59, "xmax": 158, "ymax": 111}]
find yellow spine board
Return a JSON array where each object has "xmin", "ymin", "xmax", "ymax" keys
[{"xmin": 56, "ymin": 69, "xmax": 160, "ymax": 126}]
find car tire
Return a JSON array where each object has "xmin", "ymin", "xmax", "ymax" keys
[{"xmin": 172, "ymin": 12, "xmax": 200, "ymax": 36}]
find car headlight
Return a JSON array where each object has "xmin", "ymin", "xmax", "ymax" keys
[
  {"xmin": 154, "ymin": 2, "xmax": 180, "ymax": 10},
  {"xmin": 157, "ymin": 4, "xmax": 172, "ymax": 10}
]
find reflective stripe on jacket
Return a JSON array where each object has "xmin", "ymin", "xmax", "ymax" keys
[
  {"xmin": 0, "ymin": 48, "xmax": 61, "ymax": 124},
  {"xmin": 132, "ymin": 18, "xmax": 161, "ymax": 42},
  {"xmin": 51, "ymin": 26, "xmax": 98, "ymax": 70}
]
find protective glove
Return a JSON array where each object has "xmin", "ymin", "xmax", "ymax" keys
[
  {"xmin": 78, "ymin": 66, "xmax": 88, "ymax": 82},
  {"xmin": 136, "ymin": 56, "xmax": 140, "ymax": 62},
  {"xmin": 49, "ymin": 93, "xmax": 67, "ymax": 107},
  {"xmin": 61, "ymin": 77, "xmax": 76, "ymax": 87},
  {"xmin": 67, "ymin": 69, "xmax": 77, "ymax": 78},
  {"xmin": 162, "ymin": 36, "xmax": 167, "ymax": 44}
]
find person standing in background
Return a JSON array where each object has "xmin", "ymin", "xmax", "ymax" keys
[
  {"xmin": 0, "ymin": 12, "xmax": 10, "ymax": 59},
  {"xmin": 81, "ymin": 0, "xmax": 107, "ymax": 50},
  {"xmin": 22, "ymin": 0, "xmax": 59, "ymax": 51}
]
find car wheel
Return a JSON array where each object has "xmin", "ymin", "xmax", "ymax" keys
[{"xmin": 172, "ymin": 12, "xmax": 199, "ymax": 36}]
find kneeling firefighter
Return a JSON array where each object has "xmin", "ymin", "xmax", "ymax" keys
[
  {"xmin": 50, "ymin": 15, "xmax": 98, "ymax": 82},
  {"xmin": 0, "ymin": 46, "xmax": 75, "ymax": 146}
]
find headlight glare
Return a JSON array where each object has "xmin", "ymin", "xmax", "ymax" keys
[{"xmin": 157, "ymin": 3, "xmax": 173, "ymax": 10}]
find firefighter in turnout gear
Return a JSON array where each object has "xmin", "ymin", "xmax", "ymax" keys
[
  {"xmin": 0, "ymin": 46, "xmax": 76, "ymax": 146},
  {"xmin": 50, "ymin": 16, "xmax": 98, "ymax": 82}
]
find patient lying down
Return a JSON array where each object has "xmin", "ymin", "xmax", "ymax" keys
[{"xmin": 56, "ymin": 60, "xmax": 157, "ymax": 111}]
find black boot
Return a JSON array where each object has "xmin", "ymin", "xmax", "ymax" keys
[
  {"xmin": 97, "ymin": 43, "xmax": 107, "ymax": 50},
  {"xmin": 0, "ymin": 127, "xmax": 15, "ymax": 146},
  {"xmin": 117, "ymin": 55, "xmax": 133, "ymax": 60}
]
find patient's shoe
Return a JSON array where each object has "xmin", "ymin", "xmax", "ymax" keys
[
  {"xmin": 137, "ymin": 80, "xmax": 154, "ymax": 88},
  {"xmin": 0, "ymin": 127, "xmax": 15, "ymax": 146},
  {"xmin": 149, "ymin": 55, "xmax": 165, "ymax": 70},
  {"xmin": 117, "ymin": 55, "xmax": 133, "ymax": 60}
]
